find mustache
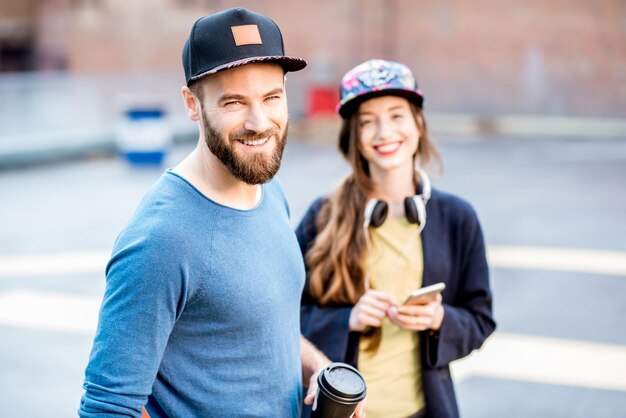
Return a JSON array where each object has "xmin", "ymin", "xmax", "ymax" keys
[{"xmin": 229, "ymin": 128, "xmax": 280, "ymax": 142}]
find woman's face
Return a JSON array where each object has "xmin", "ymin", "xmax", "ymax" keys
[{"xmin": 356, "ymin": 95, "xmax": 419, "ymax": 175}]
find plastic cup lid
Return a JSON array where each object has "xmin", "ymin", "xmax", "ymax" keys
[{"xmin": 320, "ymin": 363, "xmax": 366, "ymax": 399}]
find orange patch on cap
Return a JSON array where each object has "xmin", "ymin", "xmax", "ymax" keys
[{"xmin": 231, "ymin": 25, "xmax": 262, "ymax": 46}]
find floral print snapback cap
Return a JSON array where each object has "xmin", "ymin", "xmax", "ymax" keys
[{"xmin": 336, "ymin": 58, "xmax": 424, "ymax": 118}]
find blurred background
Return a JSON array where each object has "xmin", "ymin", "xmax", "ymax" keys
[{"xmin": 0, "ymin": 1, "xmax": 625, "ymax": 417}]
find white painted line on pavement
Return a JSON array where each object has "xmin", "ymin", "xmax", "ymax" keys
[
  {"xmin": 451, "ymin": 332, "xmax": 626, "ymax": 392},
  {"xmin": 488, "ymin": 245, "xmax": 626, "ymax": 277},
  {"xmin": 0, "ymin": 250, "xmax": 109, "ymax": 278},
  {"xmin": 0, "ymin": 289, "xmax": 625, "ymax": 393},
  {"xmin": 1, "ymin": 246, "xmax": 625, "ymax": 279},
  {"xmin": 0, "ymin": 289, "xmax": 100, "ymax": 334}
]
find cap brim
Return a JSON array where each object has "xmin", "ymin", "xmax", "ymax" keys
[
  {"xmin": 338, "ymin": 89, "xmax": 424, "ymax": 119},
  {"xmin": 190, "ymin": 56, "xmax": 307, "ymax": 84}
]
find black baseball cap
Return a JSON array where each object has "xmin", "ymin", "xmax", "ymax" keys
[{"xmin": 182, "ymin": 8, "xmax": 307, "ymax": 86}]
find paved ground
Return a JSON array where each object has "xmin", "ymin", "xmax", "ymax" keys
[{"xmin": 0, "ymin": 134, "xmax": 625, "ymax": 417}]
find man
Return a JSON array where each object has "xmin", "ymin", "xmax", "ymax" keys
[{"xmin": 79, "ymin": 8, "xmax": 345, "ymax": 417}]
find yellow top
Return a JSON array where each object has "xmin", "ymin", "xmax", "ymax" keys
[{"xmin": 358, "ymin": 217, "xmax": 425, "ymax": 418}]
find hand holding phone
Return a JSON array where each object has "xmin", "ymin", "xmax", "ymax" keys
[{"xmin": 402, "ymin": 282, "xmax": 445, "ymax": 306}]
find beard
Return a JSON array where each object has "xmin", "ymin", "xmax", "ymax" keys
[{"xmin": 200, "ymin": 110, "xmax": 288, "ymax": 185}]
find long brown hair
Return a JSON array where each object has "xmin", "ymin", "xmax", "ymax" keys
[{"xmin": 305, "ymin": 102, "xmax": 441, "ymax": 352}]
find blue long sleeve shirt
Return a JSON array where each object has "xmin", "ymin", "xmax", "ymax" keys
[{"xmin": 80, "ymin": 172, "xmax": 305, "ymax": 417}]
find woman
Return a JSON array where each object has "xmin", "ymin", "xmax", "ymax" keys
[{"xmin": 297, "ymin": 59, "xmax": 495, "ymax": 418}]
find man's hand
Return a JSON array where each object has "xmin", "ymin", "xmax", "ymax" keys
[
  {"xmin": 301, "ymin": 336, "xmax": 330, "ymax": 400},
  {"xmin": 303, "ymin": 365, "xmax": 323, "ymax": 406},
  {"xmin": 301, "ymin": 338, "xmax": 367, "ymax": 417},
  {"xmin": 353, "ymin": 400, "xmax": 366, "ymax": 418}
]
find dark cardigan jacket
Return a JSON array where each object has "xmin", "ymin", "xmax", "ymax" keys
[{"xmin": 297, "ymin": 188, "xmax": 496, "ymax": 418}]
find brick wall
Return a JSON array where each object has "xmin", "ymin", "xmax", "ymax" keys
[{"xmin": 34, "ymin": 0, "xmax": 626, "ymax": 117}]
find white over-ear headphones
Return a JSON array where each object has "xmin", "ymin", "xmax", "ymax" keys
[{"xmin": 363, "ymin": 166, "xmax": 431, "ymax": 233}]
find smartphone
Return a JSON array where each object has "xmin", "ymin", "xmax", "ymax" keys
[{"xmin": 403, "ymin": 282, "xmax": 446, "ymax": 305}]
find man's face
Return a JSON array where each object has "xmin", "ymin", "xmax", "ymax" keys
[{"xmin": 197, "ymin": 63, "xmax": 288, "ymax": 185}]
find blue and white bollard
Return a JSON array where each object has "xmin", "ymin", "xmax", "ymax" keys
[{"xmin": 116, "ymin": 106, "xmax": 171, "ymax": 166}]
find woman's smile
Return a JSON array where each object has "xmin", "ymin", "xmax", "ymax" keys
[{"xmin": 373, "ymin": 140, "xmax": 403, "ymax": 156}]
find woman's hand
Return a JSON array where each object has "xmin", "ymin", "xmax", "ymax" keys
[
  {"xmin": 349, "ymin": 289, "xmax": 396, "ymax": 332},
  {"xmin": 387, "ymin": 293, "xmax": 444, "ymax": 331}
]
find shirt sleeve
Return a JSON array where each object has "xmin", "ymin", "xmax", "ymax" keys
[
  {"xmin": 79, "ymin": 232, "xmax": 187, "ymax": 417},
  {"xmin": 296, "ymin": 198, "xmax": 357, "ymax": 364},
  {"xmin": 422, "ymin": 208, "xmax": 496, "ymax": 368}
]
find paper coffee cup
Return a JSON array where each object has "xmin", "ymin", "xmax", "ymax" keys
[{"xmin": 311, "ymin": 362, "xmax": 366, "ymax": 418}]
